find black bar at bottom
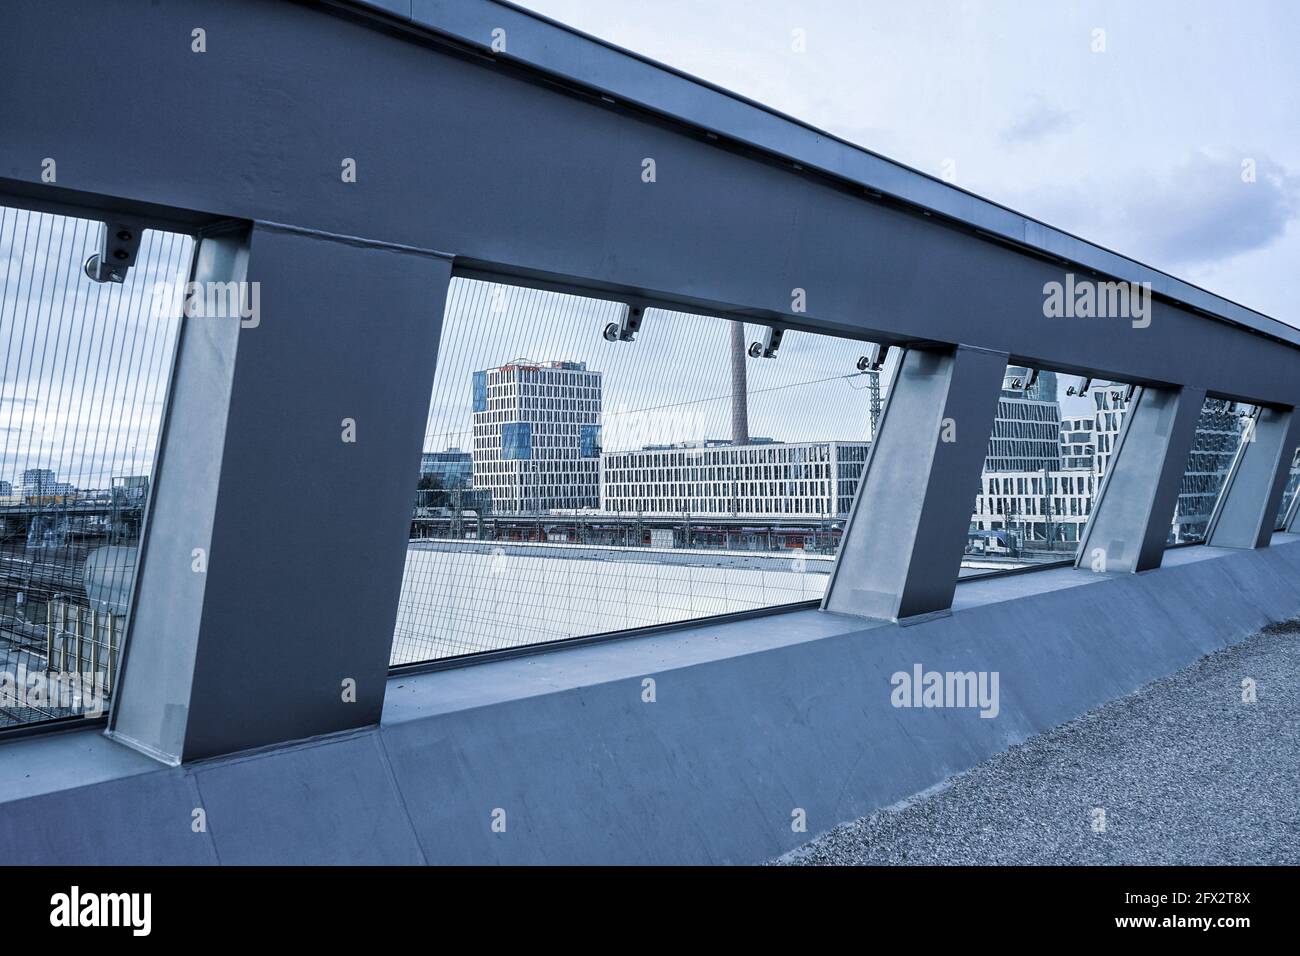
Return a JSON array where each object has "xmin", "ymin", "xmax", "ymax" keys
[{"xmin": 2, "ymin": 865, "xmax": 1280, "ymax": 940}]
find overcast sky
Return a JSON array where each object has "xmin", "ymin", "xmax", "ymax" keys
[
  {"xmin": 516, "ymin": 0, "xmax": 1300, "ymax": 327},
  {"xmin": 6, "ymin": 4, "xmax": 1295, "ymax": 483},
  {"xmin": 0, "ymin": 210, "xmax": 190, "ymax": 490},
  {"xmin": 428, "ymin": 279, "xmax": 880, "ymax": 454}
]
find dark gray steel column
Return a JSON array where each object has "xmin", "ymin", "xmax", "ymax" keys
[
  {"xmin": 823, "ymin": 345, "xmax": 1008, "ymax": 622},
  {"xmin": 110, "ymin": 223, "xmax": 451, "ymax": 763},
  {"xmin": 1075, "ymin": 386, "xmax": 1206, "ymax": 574},
  {"xmin": 1207, "ymin": 407, "xmax": 1300, "ymax": 549}
]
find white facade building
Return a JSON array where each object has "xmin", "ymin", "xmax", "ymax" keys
[
  {"xmin": 21, "ymin": 468, "xmax": 58, "ymax": 497},
  {"xmin": 971, "ymin": 387, "xmax": 1129, "ymax": 546},
  {"xmin": 601, "ymin": 440, "xmax": 871, "ymax": 517},
  {"xmin": 1058, "ymin": 416, "xmax": 1096, "ymax": 471},
  {"xmin": 470, "ymin": 359, "xmax": 602, "ymax": 512}
]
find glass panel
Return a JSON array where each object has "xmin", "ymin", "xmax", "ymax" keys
[
  {"xmin": 1277, "ymin": 446, "xmax": 1299, "ymax": 530},
  {"xmin": 964, "ymin": 369, "xmax": 1131, "ymax": 574},
  {"xmin": 1169, "ymin": 398, "xmax": 1255, "ymax": 545},
  {"xmin": 0, "ymin": 205, "xmax": 191, "ymax": 730},
  {"xmin": 391, "ymin": 277, "xmax": 899, "ymax": 666}
]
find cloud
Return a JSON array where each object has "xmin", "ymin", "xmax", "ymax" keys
[
  {"xmin": 1116, "ymin": 151, "xmax": 1300, "ymax": 268},
  {"xmin": 1001, "ymin": 101, "xmax": 1077, "ymax": 144},
  {"xmin": 1012, "ymin": 151, "xmax": 1300, "ymax": 272}
]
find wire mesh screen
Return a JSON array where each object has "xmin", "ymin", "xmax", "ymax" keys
[
  {"xmin": 961, "ymin": 379, "xmax": 1261, "ymax": 568},
  {"xmin": 962, "ymin": 371, "xmax": 1132, "ymax": 575},
  {"xmin": 390, "ymin": 277, "xmax": 894, "ymax": 665},
  {"xmin": 1276, "ymin": 446, "xmax": 1299, "ymax": 531},
  {"xmin": 1169, "ymin": 397, "xmax": 1256, "ymax": 545},
  {"xmin": 0, "ymin": 205, "xmax": 191, "ymax": 729}
]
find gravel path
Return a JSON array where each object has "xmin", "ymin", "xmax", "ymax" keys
[{"xmin": 779, "ymin": 619, "xmax": 1300, "ymax": 865}]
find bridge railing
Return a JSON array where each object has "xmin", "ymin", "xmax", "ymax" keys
[
  {"xmin": 2, "ymin": 0, "xmax": 1299, "ymax": 762},
  {"xmin": 0, "ymin": 203, "xmax": 190, "ymax": 733}
]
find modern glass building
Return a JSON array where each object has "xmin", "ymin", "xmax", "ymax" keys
[
  {"xmin": 470, "ymin": 360, "xmax": 603, "ymax": 511},
  {"xmin": 1170, "ymin": 398, "xmax": 1250, "ymax": 544},
  {"xmin": 986, "ymin": 385, "xmax": 1063, "ymax": 473},
  {"xmin": 971, "ymin": 387, "xmax": 1250, "ymax": 551},
  {"xmin": 418, "ymin": 449, "xmax": 472, "ymax": 488}
]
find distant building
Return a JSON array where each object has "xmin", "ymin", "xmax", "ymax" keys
[
  {"xmin": 112, "ymin": 475, "xmax": 151, "ymax": 501},
  {"xmin": 1171, "ymin": 398, "xmax": 1249, "ymax": 543},
  {"xmin": 0, "ymin": 480, "xmax": 11, "ymax": 496},
  {"xmin": 471, "ymin": 360, "xmax": 602, "ymax": 512},
  {"xmin": 21, "ymin": 468, "xmax": 57, "ymax": 497},
  {"xmin": 1058, "ymin": 417, "xmax": 1096, "ymax": 471},
  {"xmin": 986, "ymin": 378, "xmax": 1062, "ymax": 472},
  {"xmin": 973, "ymin": 468, "xmax": 1098, "ymax": 545},
  {"xmin": 1036, "ymin": 370, "xmax": 1059, "ymax": 405},
  {"xmin": 1278, "ymin": 448, "xmax": 1300, "ymax": 527},
  {"xmin": 1005, "ymin": 365, "xmax": 1058, "ymax": 404},
  {"xmin": 970, "ymin": 385, "xmax": 1247, "ymax": 548},
  {"xmin": 419, "ymin": 448, "xmax": 472, "ymax": 488},
  {"xmin": 972, "ymin": 387, "xmax": 1128, "ymax": 546},
  {"xmin": 1090, "ymin": 386, "xmax": 1128, "ymax": 477},
  {"xmin": 601, "ymin": 439, "xmax": 871, "ymax": 517}
]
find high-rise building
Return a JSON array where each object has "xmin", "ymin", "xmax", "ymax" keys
[
  {"xmin": 986, "ymin": 377, "xmax": 1062, "ymax": 472},
  {"xmin": 1278, "ymin": 448, "xmax": 1300, "ymax": 528},
  {"xmin": 971, "ymin": 386, "xmax": 1129, "ymax": 547},
  {"xmin": 1005, "ymin": 365, "xmax": 1058, "ymax": 404},
  {"xmin": 1036, "ymin": 370, "xmax": 1059, "ymax": 405},
  {"xmin": 471, "ymin": 360, "xmax": 602, "ymax": 512},
  {"xmin": 970, "ymin": 385, "xmax": 1249, "ymax": 550},
  {"xmin": 1090, "ymin": 386, "xmax": 1128, "ymax": 478},
  {"xmin": 1058, "ymin": 416, "xmax": 1096, "ymax": 471},
  {"xmin": 1171, "ymin": 398, "xmax": 1248, "ymax": 543}
]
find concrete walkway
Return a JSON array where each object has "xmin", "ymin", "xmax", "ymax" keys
[{"xmin": 779, "ymin": 619, "xmax": 1300, "ymax": 865}]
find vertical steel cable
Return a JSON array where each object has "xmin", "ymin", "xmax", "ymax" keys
[{"xmin": 0, "ymin": 206, "xmax": 191, "ymax": 729}]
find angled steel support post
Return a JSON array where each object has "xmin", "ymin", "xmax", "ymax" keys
[
  {"xmin": 1207, "ymin": 406, "xmax": 1300, "ymax": 549},
  {"xmin": 1075, "ymin": 385, "xmax": 1206, "ymax": 574},
  {"xmin": 823, "ymin": 345, "xmax": 1008, "ymax": 622},
  {"xmin": 109, "ymin": 223, "xmax": 452, "ymax": 763}
]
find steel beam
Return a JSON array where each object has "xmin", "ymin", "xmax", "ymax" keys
[
  {"xmin": 1207, "ymin": 407, "xmax": 1300, "ymax": 549},
  {"xmin": 353, "ymin": 1, "xmax": 1295, "ymax": 351},
  {"xmin": 824, "ymin": 346, "xmax": 1008, "ymax": 622},
  {"xmin": 3, "ymin": 0, "xmax": 1299, "ymax": 408},
  {"xmin": 1075, "ymin": 386, "xmax": 1206, "ymax": 574},
  {"xmin": 110, "ymin": 223, "xmax": 452, "ymax": 763}
]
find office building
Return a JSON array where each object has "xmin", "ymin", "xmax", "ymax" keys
[
  {"xmin": 972, "ymin": 387, "xmax": 1129, "ymax": 545},
  {"xmin": 419, "ymin": 449, "xmax": 473, "ymax": 488},
  {"xmin": 21, "ymin": 467, "xmax": 57, "ymax": 497},
  {"xmin": 601, "ymin": 439, "xmax": 871, "ymax": 517},
  {"xmin": 471, "ymin": 359, "xmax": 602, "ymax": 512},
  {"xmin": 1171, "ymin": 398, "xmax": 1250, "ymax": 543},
  {"xmin": 986, "ymin": 376, "xmax": 1062, "ymax": 472}
]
